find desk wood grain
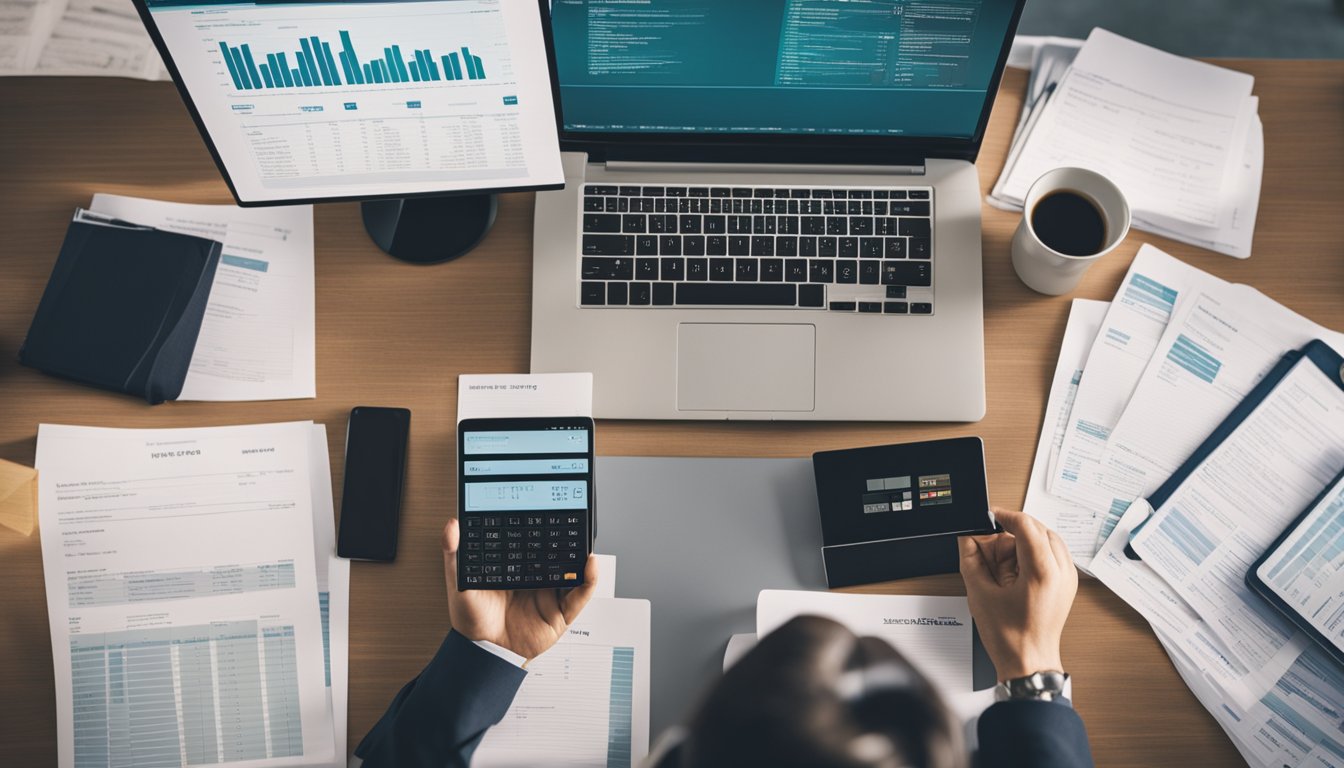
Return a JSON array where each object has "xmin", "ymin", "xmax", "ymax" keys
[{"xmin": 1, "ymin": 61, "xmax": 1341, "ymax": 766}]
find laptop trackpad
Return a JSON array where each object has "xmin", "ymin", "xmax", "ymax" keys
[{"xmin": 677, "ymin": 324, "xmax": 815, "ymax": 412}]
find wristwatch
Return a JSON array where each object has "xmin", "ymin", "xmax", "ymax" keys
[{"xmin": 995, "ymin": 670, "xmax": 1071, "ymax": 703}]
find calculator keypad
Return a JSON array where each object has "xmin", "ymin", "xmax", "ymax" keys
[{"xmin": 460, "ymin": 512, "xmax": 588, "ymax": 588}]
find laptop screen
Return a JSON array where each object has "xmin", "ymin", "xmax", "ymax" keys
[{"xmin": 550, "ymin": 0, "xmax": 1019, "ymax": 140}]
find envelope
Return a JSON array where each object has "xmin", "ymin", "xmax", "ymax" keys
[{"xmin": 0, "ymin": 458, "xmax": 37, "ymax": 535}]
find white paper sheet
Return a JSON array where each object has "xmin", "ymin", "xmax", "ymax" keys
[
  {"xmin": 997, "ymin": 28, "xmax": 1254, "ymax": 230},
  {"xmin": 1049, "ymin": 246, "xmax": 1223, "ymax": 523},
  {"xmin": 87, "ymin": 194, "xmax": 316, "ymax": 402},
  {"xmin": 1088, "ymin": 501, "xmax": 1265, "ymax": 707},
  {"xmin": 756, "ymin": 590, "xmax": 973, "ymax": 695},
  {"xmin": 1133, "ymin": 358, "xmax": 1344, "ymax": 678},
  {"xmin": 0, "ymin": 0, "xmax": 168, "ymax": 78},
  {"xmin": 307, "ymin": 425, "xmax": 349, "ymax": 766},
  {"xmin": 1163, "ymin": 632, "xmax": 1344, "ymax": 768},
  {"xmin": 473, "ymin": 598, "xmax": 651, "ymax": 768},
  {"xmin": 36, "ymin": 421, "xmax": 335, "ymax": 768},
  {"xmin": 1064, "ymin": 283, "xmax": 1340, "ymax": 537},
  {"xmin": 456, "ymin": 373, "xmax": 594, "ymax": 422},
  {"xmin": 591, "ymin": 553, "xmax": 616, "ymax": 599},
  {"xmin": 1022, "ymin": 298, "xmax": 1109, "ymax": 563},
  {"xmin": 990, "ymin": 28, "xmax": 1262, "ymax": 258}
]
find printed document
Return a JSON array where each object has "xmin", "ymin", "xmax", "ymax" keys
[
  {"xmin": 1063, "ymin": 283, "xmax": 1323, "ymax": 535},
  {"xmin": 36, "ymin": 422, "xmax": 335, "ymax": 768},
  {"xmin": 0, "ymin": 0, "xmax": 168, "ymax": 78},
  {"xmin": 1049, "ymin": 246, "xmax": 1222, "ymax": 528},
  {"xmin": 308, "ymin": 425, "xmax": 350, "ymax": 764},
  {"xmin": 474, "ymin": 598, "xmax": 651, "ymax": 768},
  {"xmin": 1164, "ymin": 634, "xmax": 1344, "ymax": 768},
  {"xmin": 88, "ymin": 194, "xmax": 316, "ymax": 402},
  {"xmin": 1090, "ymin": 501, "xmax": 1268, "ymax": 707},
  {"xmin": 997, "ymin": 28, "xmax": 1254, "ymax": 229},
  {"xmin": 756, "ymin": 590, "xmax": 974, "ymax": 694},
  {"xmin": 990, "ymin": 28, "xmax": 1262, "ymax": 257},
  {"xmin": 1023, "ymin": 298, "xmax": 1108, "ymax": 562},
  {"xmin": 457, "ymin": 373, "xmax": 594, "ymax": 422},
  {"xmin": 1133, "ymin": 358, "xmax": 1344, "ymax": 677}
]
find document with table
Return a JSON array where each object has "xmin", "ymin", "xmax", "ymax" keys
[
  {"xmin": 35, "ymin": 421, "xmax": 346, "ymax": 768},
  {"xmin": 475, "ymin": 596, "xmax": 651, "ymax": 768},
  {"xmin": 1027, "ymin": 242, "xmax": 1344, "ymax": 766}
]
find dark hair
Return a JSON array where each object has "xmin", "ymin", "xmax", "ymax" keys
[{"xmin": 679, "ymin": 615, "xmax": 965, "ymax": 768}]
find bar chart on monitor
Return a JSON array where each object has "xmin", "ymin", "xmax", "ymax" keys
[
  {"xmin": 194, "ymin": 1, "xmax": 513, "ymax": 96},
  {"xmin": 218, "ymin": 29, "xmax": 488, "ymax": 91}
]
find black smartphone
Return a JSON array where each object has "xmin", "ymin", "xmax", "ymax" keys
[
  {"xmin": 457, "ymin": 416, "xmax": 595, "ymax": 589},
  {"xmin": 337, "ymin": 406, "xmax": 410, "ymax": 562}
]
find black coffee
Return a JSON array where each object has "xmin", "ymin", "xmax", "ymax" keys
[{"xmin": 1031, "ymin": 191, "xmax": 1107, "ymax": 256}]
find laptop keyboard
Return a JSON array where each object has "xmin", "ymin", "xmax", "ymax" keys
[{"xmin": 577, "ymin": 184, "xmax": 933, "ymax": 315}]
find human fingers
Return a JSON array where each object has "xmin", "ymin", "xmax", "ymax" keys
[
  {"xmin": 991, "ymin": 509, "xmax": 1054, "ymax": 577},
  {"xmin": 1047, "ymin": 528, "xmax": 1073, "ymax": 571},
  {"xmin": 442, "ymin": 518, "xmax": 460, "ymax": 593},
  {"xmin": 560, "ymin": 555, "xmax": 600, "ymax": 625},
  {"xmin": 958, "ymin": 535, "xmax": 995, "ymax": 588}
]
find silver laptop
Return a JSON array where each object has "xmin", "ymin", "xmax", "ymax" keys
[{"xmin": 531, "ymin": 0, "xmax": 1026, "ymax": 421}]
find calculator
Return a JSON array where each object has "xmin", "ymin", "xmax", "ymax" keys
[{"xmin": 456, "ymin": 417, "xmax": 595, "ymax": 590}]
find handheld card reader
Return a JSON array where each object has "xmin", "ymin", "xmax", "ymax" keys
[{"xmin": 813, "ymin": 437, "xmax": 997, "ymax": 588}]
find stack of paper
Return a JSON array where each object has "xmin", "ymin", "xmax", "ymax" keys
[
  {"xmin": 86, "ymin": 194, "xmax": 316, "ymax": 402},
  {"xmin": 991, "ymin": 28, "xmax": 1263, "ymax": 258},
  {"xmin": 0, "ymin": 0, "xmax": 169, "ymax": 79},
  {"xmin": 1027, "ymin": 244, "xmax": 1344, "ymax": 765},
  {"xmin": 35, "ymin": 421, "xmax": 349, "ymax": 768}
]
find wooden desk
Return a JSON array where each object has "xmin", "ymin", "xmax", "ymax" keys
[{"xmin": 1, "ymin": 61, "xmax": 1341, "ymax": 766}]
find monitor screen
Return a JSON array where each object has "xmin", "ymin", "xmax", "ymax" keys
[
  {"xmin": 550, "ymin": 0, "xmax": 1018, "ymax": 140},
  {"xmin": 142, "ymin": 0, "xmax": 564, "ymax": 203}
]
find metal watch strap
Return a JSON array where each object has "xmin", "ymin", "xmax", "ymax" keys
[{"xmin": 996, "ymin": 670, "xmax": 1070, "ymax": 702}]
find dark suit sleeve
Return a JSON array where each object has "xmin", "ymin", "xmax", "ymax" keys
[
  {"xmin": 355, "ymin": 630, "xmax": 527, "ymax": 768},
  {"xmin": 975, "ymin": 700, "xmax": 1094, "ymax": 768}
]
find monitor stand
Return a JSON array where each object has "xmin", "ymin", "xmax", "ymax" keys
[{"xmin": 361, "ymin": 194, "xmax": 498, "ymax": 265}]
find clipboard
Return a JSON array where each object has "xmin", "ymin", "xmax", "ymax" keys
[
  {"xmin": 1121, "ymin": 339, "xmax": 1344, "ymax": 664},
  {"xmin": 1126, "ymin": 340, "xmax": 1343, "ymax": 554}
]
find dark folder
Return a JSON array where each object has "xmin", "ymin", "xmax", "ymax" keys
[{"xmin": 19, "ymin": 214, "xmax": 223, "ymax": 404}]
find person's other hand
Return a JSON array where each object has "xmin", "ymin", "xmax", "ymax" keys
[
  {"xmin": 958, "ymin": 508, "xmax": 1077, "ymax": 681},
  {"xmin": 442, "ymin": 517, "xmax": 598, "ymax": 660}
]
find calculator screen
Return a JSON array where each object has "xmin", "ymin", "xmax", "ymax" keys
[{"xmin": 458, "ymin": 420, "xmax": 594, "ymax": 589}]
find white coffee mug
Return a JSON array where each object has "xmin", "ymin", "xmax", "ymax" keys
[{"xmin": 1011, "ymin": 167, "xmax": 1131, "ymax": 295}]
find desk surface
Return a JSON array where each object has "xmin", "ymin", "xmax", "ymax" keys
[{"xmin": 1, "ymin": 61, "xmax": 1341, "ymax": 766}]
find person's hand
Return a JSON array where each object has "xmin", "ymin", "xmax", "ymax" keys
[
  {"xmin": 442, "ymin": 517, "xmax": 599, "ymax": 660},
  {"xmin": 958, "ymin": 508, "xmax": 1077, "ymax": 681}
]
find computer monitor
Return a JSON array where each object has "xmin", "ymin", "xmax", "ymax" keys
[
  {"xmin": 134, "ymin": 0, "xmax": 565, "ymax": 263},
  {"xmin": 548, "ymin": 0, "xmax": 1024, "ymax": 165}
]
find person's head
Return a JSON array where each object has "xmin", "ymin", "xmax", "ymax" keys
[{"xmin": 677, "ymin": 615, "xmax": 965, "ymax": 768}]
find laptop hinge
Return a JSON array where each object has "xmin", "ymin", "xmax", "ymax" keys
[{"xmin": 602, "ymin": 160, "xmax": 926, "ymax": 176}]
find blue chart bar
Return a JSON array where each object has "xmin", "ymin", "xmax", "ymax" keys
[
  {"xmin": 219, "ymin": 43, "xmax": 243, "ymax": 89},
  {"xmin": 240, "ymin": 44, "xmax": 262, "ymax": 89},
  {"xmin": 220, "ymin": 30, "xmax": 488, "ymax": 90},
  {"xmin": 340, "ymin": 30, "xmax": 363, "ymax": 84}
]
